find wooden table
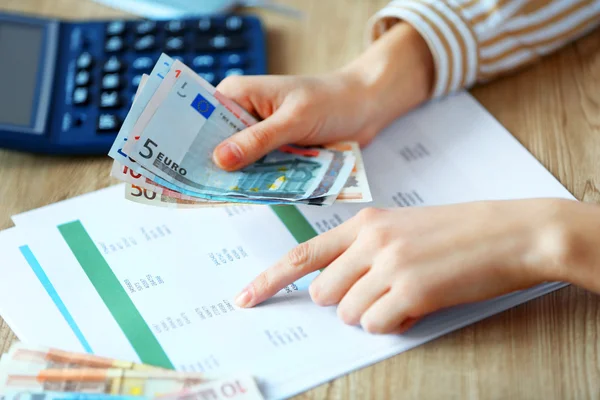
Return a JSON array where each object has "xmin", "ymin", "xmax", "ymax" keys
[{"xmin": 1, "ymin": 1, "xmax": 599, "ymax": 398}]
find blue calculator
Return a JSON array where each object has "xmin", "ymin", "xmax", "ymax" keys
[{"xmin": 0, "ymin": 11, "xmax": 267, "ymax": 155}]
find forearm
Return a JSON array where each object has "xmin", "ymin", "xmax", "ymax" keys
[
  {"xmin": 337, "ymin": 22, "xmax": 435, "ymax": 135},
  {"xmin": 344, "ymin": 0, "xmax": 600, "ymax": 132}
]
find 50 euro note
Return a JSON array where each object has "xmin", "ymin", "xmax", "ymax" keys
[
  {"xmin": 1, "ymin": 342, "xmax": 161, "ymax": 371},
  {"xmin": 0, "ymin": 367, "xmax": 213, "ymax": 395},
  {"xmin": 1, "ymin": 375, "xmax": 263, "ymax": 400},
  {"xmin": 0, "ymin": 343, "xmax": 264, "ymax": 399}
]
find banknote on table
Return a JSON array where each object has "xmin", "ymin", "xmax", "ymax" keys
[
  {"xmin": 1, "ymin": 374, "xmax": 263, "ymax": 400},
  {"xmin": 0, "ymin": 367, "xmax": 210, "ymax": 395},
  {"xmin": 107, "ymin": 53, "xmax": 370, "ymax": 208},
  {"xmin": 0, "ymin": 343, "xmax": 264, "ymax": 399},
  {"xmin": 1, "ymin": 376, "xmax": 263, "ymax": 400},
  {"xmin": 152, "ymin": 376, "xmax": 263, "ymax": 400},
  {"xmin": 0, "ymin": 391, "xmax": 141, "ymax": 400},
  {"xmin": 1, "ymin": 342, "xmax": 160, "ymax": 371}
]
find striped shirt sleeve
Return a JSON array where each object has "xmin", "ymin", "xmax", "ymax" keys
[{"xmin": 366, "ymin": 0, "xmax": 600, "ymax": 99}]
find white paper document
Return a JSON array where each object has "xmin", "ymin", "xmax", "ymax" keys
[
  {"xmin": 2, "ymin": 92, "xmax": 573, "ymax": 399},
  {"xmin": 0, "ymin": 229, "xmax": 85, "ymax": 350}
]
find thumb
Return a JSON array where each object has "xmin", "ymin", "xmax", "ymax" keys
[{"xmin": 212, "ymin": 106, "xmax": 299, "ymax": 171}]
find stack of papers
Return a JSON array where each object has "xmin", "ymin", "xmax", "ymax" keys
[{"xmin": 0, "ymin": 92, "xmax": 572, "ymax": 399}]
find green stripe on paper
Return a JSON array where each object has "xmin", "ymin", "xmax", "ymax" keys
[
  {"xmin": 57, "ymin": 220, "xmax": 174, "ymax": 369},
  {"xmin": 269, "ymin": 205, "xmax": 318, "ymax": 243}
]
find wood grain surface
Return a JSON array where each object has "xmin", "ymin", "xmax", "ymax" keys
[{"xmin": 0, "ymin": 1, "xmax": 599, "ymax": 399}]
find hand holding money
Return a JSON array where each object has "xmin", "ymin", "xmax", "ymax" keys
[
  {"xmin": 107, "ymin": 54, "xmax": 372, "ymax": 208},
  {"xmin": 211, "ymin": 73, "xmax": 378, "ymax": 172}
]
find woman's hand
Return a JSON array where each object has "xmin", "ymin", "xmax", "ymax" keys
[
  {"xmin": 234, "ymin": 198, "xmax": 600, "ymax": 334},
  {"xmin": 212, "ymin": 73, "xmax": 381, "ymax": 171},
  {"xmin": 212, "ymin": 22, "xmax": 435, "ymax": 171}
]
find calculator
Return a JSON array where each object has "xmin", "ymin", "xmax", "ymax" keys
[{"xmin": 0, "ymin": 11, "xmax": 267, "ymax": 155}]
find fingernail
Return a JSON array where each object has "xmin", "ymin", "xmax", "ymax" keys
[
  {"xmin": 214, "ymin": 142, "xmax": 243, "ymax": 169},
  {"xmin": 235, "ymin": 286, "xmax": 253, "ymax": 308}
]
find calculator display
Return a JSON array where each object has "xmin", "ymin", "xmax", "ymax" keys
[{"xmin": 0, "ymin": 22, "xmax": 44, "ymax": 130}]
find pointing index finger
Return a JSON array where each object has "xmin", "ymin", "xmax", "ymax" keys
[{"xmin": 234, "ymin": 217, "xmax": 361, "ymax": 308}]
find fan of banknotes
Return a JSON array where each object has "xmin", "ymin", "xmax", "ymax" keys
[
  {"xmin": 107, "ymin": 54, "xmax": 372, "ymax": 209},
  {"xmin": 0, "ymin": 342, "xmax": 264, "ymax": 400}
]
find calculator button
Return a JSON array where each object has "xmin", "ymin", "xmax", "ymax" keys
[
  {"xmin": 103, "ymin": 56, "xmax": 123, "ymax": 73},
  {"xmin": 75, "ymin": 70, "xmax": 90, "ymax": 86},
  {"xmin": 134, "ymin": 35, "xmax": 156, "ymax": 51},
  {"xmin": 72, "ymin": 87, "xmax": 89, "ymax": 106},
  {"xmin": 105, "ymin": 36, "xmax": 124, "ymax": 52},
  {"xmin": 97, "ymin": 114, "xmax": 121, "ymax": 132},
  {"xmin": 224, "ymin": 53, "xmax": 245, "ymax": 68},
  {"xmin": 76, "ymin": 52, "xmax": 93, "ymax": 69},
  {"xmin": 102, "ymin": 74, "xmax": 121, "ymax": 90},
  {"xmin": 106, "ymin": 21, "xmax": 126, "ymax": 36},
  {"xmin": 165, "ymin": 20, "xmax": 185, "ymax": 33},
  {"xmin": 196, "ymin": 35, "xmax": 247, "ymax": 51},
  {"xmin": 197, "ymin": 72, "xmax": 216, "ymax": 85},
  {"xmin": 132, "ymin": 74, "xmax": 143, "ymax": 88},
  {"xmin": 211, "ymin": 35, "xmax": 229, "ymax": 49},
  {"xmin": 165, "ymin": 37, "xmax": 185, "ymax": 52},
  {"xmin": 225, "ymin": 68, "xmax": 244, "ymax": 77},
  {"xmin": 100, "ymin": 91, "xmax": 122, "ymax": 108},
  {"xmin": 136, "ymin": 21, "xmax": 157, "ymax": 35},
  {"xmin": 197, "ymin": 18, "xmax": 215, "ymax": 33},
  {"xmin": 225, "ymin": 16, "xmax": 244, "ymax": 32},
  {"xmin": 132, "ymin": 56, "xmax": 154, "ymax": 70},
  {"xmin": 193, "ymin": 55, "xmax": 216, "ymax": 69}
]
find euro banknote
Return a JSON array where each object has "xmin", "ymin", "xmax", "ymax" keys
[
  {"xmin": 107, "ymin": 53, "xmax": 368, "ymax": 207},
  {"xmin": 0, "ymin": 343, "xmax": 264, "ymax": 399},
  {"xmin": 151, "ymin": 376, "xmax": 263, "ymax": 400},
  {"xmin": 114, "ymin": 75, "xmax": 371, "ymax": 208},
  {"xmin": 0, "ymin": 367, "xmax": 211, "ymax": 395},
  {"xmin": 122, "ymin": 142, "xmax": 371, "ymax": 209},
  {"xmin": 1, "ymin": 391, "xmax": 141, "ymax": 400},
  {"xmin": 126, "ymin": 61, "xmax": 355, "ymax": 202},
  {"xmin": 2, "ymin": 342, "xmax": 159, "ymax": 371},
  {"xmin": 1, "ymin": 374, "xmax": 263, "ymax": 400}
]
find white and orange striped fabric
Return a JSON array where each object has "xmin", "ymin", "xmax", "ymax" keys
[{"xmin": 368, "ymin": 0, "xmax": 600, "ymax": 98}]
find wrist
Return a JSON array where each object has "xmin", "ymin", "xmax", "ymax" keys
[
  {"xmin": 535, "ymin": 200, "xmax": 600, "ymax": 292},
  {"xmin": 337, "ymin": 22, "xmax": 434, "ymax": 132}
]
